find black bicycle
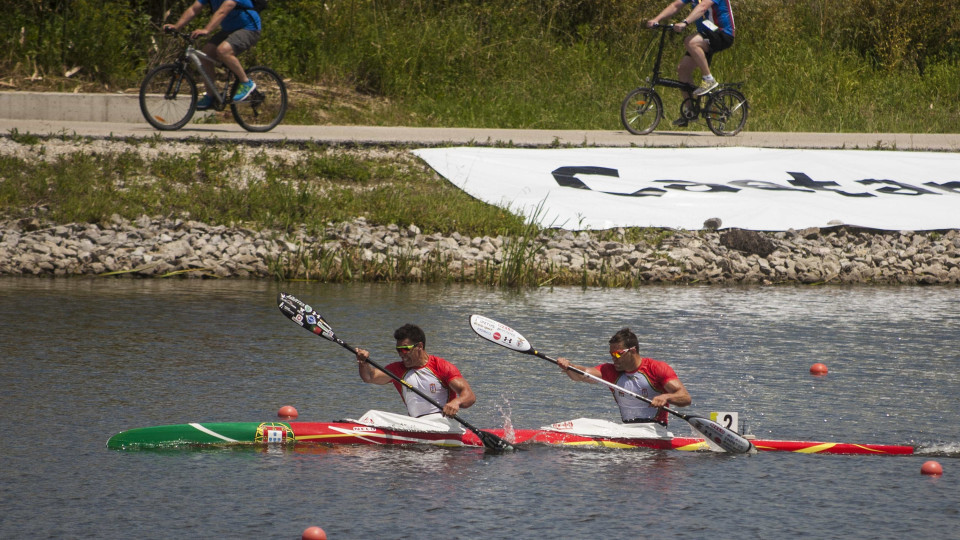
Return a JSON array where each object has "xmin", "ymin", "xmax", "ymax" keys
[
  {"xmin": 139, "ymin": 28, "xmax": 287, "ymax": 132},
  {"xmin": 620, "ymin": 24, "xmax": 748, "ymax": 136}
]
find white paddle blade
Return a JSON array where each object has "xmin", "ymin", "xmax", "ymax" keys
[
  {"xmin": 470, "ymin": 315, "xmax": 532, "ymax": 353},
  {"xmin": 687, "ymin": 416, "xmax": 756, "ymax": 454}
]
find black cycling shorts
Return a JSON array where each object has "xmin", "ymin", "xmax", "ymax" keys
[{"xmin": 686, "ymin": 27, "xmax": 734, "ymax": 65}]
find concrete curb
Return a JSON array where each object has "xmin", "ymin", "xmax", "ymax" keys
[
  {"xmin": 0, "ymin": 92, "xmax": 144, "ymax": 123},
  {"xmin": 2, "ymin": 92, "xmax": 960, "ymax": 151}
]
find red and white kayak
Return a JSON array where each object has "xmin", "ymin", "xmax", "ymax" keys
[{"xmin": 108, "ymin": 414, "xmax": 914, "ymax": 455}]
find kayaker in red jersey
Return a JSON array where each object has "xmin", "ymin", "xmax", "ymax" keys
[
  {"xmin": 355, "ymin": 323, "xmax": 477, "ymax": 419},
  {"xmin": 557, "ymin": 328, "xmax": 691, "ymax": 426}
]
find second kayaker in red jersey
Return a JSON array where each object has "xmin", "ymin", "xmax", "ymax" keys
[
  {"xmin": 355, "ymin": 323, "xmax": 477, "ymax": 418},
  {"xmin": 557, "ymin": 327, "xmax": 691, "ymax": 426}
]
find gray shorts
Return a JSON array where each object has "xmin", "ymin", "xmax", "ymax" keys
[{"xmin": 208, "ymin": 29, "xmax": 260, "ymax": 55}]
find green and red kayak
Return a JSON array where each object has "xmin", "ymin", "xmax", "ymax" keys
[{"xmin": 107, "ymin": 420, "xmax": 914, "ymax": 455}]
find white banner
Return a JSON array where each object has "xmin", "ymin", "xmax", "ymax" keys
[{"xmin": 413, "ymin": 147, "xmax": 960, "ymax": 231}]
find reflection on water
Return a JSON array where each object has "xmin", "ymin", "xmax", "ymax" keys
[{"xmin": 1, "ymin": 278, "xmax": 959, "ymax": 539}]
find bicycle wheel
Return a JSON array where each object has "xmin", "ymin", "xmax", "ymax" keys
[
  {"xmin": 139, "ymin": 63, "xmax": 197, "ymax": 130},
  {"xmin": 704, "ymin": 88, "xmax": 748, "ymax": 136},
  {"xmin": 230, "ymin": 66, "xmax": 288, "ymax": 132},
  {"xmin": 620, "ymin": 87, "xmax": 662, "ymax": 135}
]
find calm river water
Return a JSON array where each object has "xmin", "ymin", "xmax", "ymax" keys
[{"xmin": 1, "ymin": 278, "xmax": 958, "ymax": 539}]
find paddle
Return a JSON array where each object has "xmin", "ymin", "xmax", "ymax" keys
[
  {"xmin": 277, "ymin": 292, "xmax": 515, "ymax": 452},
  {"xmin": 469, "ymin": 314, "xmax": 755, "ymax": 454}
]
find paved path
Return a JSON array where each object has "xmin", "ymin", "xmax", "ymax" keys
[{"xmin": 3, "ymin": 119, "xmax": 960, "ymax": 151}]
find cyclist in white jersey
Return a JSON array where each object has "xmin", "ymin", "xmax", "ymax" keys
[{"xmin": 355, "ymin": 323, "xmax": 477, "ymax": 418}]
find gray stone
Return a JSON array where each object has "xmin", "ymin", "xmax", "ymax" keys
[{"xmin": 720, "ymin": 229, "xmax": 777, "ymax": 258}]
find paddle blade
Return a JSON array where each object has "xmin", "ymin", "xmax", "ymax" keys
[
  {"xmin": 277, "ymin": 292, "xmax": 336, "ymax": 341},
  {"xmin": 476, "ymin": 429, "xmax": 515, "ymax": 453},
  {"xmin": 686, "ymin": 415, "xmax": 756, "ymax": 454},
  {"xmin": 470, "ymin": 315, "xmax": 532, "ymax": 353}
]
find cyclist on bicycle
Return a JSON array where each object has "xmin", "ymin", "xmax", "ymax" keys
[
  {"xmin": 164, "ymin": 0, "xmax": 262, "ymax": 110},
  {"xmin": 647, "ymin": 0, "xmax": 735, "ymax": 127}
]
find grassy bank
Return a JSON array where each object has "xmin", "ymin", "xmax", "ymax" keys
[
  {"xmin": 0, "ymin": 134, "xmax": 525, "ymax": 238},
  {"xmin": 5, "ymin": 0, "xmax": 960, "ymax": 132},
  {"xmin": 1, "ymin": 135, "xmax": 691, "ymax": 286}
]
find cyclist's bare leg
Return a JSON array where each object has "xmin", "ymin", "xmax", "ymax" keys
[
  {"xmin": 216, "ymin": 40, "xmax": 250, "ymax": 84},
  {"xmin": 683, "ymin": 33, "xmax": 712, "ymax": 80},
  {"xmin": 199, "ymin": 42, "xmax": 220, "ymax": 97},
  {"xmin": 677, "ymin": 55, "xmax": 697, "ymax": 100}
]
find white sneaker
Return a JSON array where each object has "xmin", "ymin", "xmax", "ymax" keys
[{"xmin": 693, "ymin": 79, "xmax": 718, "ymax": 97}]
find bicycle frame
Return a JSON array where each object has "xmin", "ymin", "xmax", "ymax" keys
[
  {"xmin": 645, "ymin": 24, "xmax": 697, "ymax": 94},
  {"xmin": 181, "ymin": 45, "xmax": 236, "ymax": 109}
]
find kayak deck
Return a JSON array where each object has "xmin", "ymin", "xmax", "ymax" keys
[{"xmin": 107, "ymin": 421, "xmax": 914, "ymax": 455}]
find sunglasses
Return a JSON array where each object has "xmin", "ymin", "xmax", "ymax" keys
[
  {"xmin": 611, "ymin": 347, "xmax": 635, "ymax": 359},
  {"xmin": 396, "ymin": 343, "xmax": 419, "ymax": 353}
]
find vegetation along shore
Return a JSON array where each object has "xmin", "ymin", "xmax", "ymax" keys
[
  {"xmin": 2, "ymin": 136, "xmax": 958, "ymax": 286},
  {"xmin": 4, "ymin": 2, "xmax": 958, "ymax": 286},
  {"xmin": 5, "ymin": 1, "xmax": 960, "ymax": 133}
]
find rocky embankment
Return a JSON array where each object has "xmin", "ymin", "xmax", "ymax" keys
[{"xmin": 3, "ymin": 215, "xmax": 959, "ymax": 284}]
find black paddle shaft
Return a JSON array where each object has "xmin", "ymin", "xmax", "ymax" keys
[{"xmin": 278, "ymin": 293, "xmax": 513, "ymax": 452}]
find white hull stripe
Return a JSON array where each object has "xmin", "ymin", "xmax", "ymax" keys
[
  {"xmin": 328, "ymin": 425, "xmax": 464, "ymax": 446},
  {"xmin": 190, "ymin": 423, "xmax": 239, "ymax": 442}
]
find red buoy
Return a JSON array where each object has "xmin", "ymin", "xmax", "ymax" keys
[
  {"xmin": 921, "ymin": 460, "xmax": 943, "ymax": 476},
  {"xmin": 809, "ymin": 363, "xmax": 828, "ymax": 375},
  {"xmin": 302, "ymin": 526, "xmax": 327, "ymax": 540},
  {"xmin": 278, "ymin": 405, "xmax": 298, "ymax": 420}
]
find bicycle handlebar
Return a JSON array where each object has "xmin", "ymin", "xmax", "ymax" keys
[{"xmin": 162, "ymin": 27, "xmax": 197, "ymax": 44}]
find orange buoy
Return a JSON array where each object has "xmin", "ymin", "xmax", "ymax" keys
[
  {"xmin": 809, "ymin": 363, "xmax": 828, "ymax": 375},
  {"xmin": 921, "ymin": 460, "xmax": 943, "ymax": 476},
  {"xmin": 278, "ymin": 405, "xmax": 299, "ymax": 420},
  {"xmin": 302, "ymin": 526, "xmax": 327, "ymax": 540}
]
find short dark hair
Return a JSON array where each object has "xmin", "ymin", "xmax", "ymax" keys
[
  {"xmin": 609, "ymin": 328, "xmax": 639, "ymax": 350},
  {"xmin": 394, "ymin": 323, "xmax": 426, "ymax": 347}
]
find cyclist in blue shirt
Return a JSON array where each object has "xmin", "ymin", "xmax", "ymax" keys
[
  {"xmin": 648, "ymin": 0, "xmax": 736, "ymax": 126},
  {"xmin": 165, "ymin": 0, "xmax": 262, "ymax": 109}
]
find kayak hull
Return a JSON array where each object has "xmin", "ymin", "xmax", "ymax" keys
[{"xmin": 107, "ymin": 421, "xmax": 914, "ymax": 455}]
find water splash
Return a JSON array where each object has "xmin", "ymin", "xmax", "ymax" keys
[
  {"xmin": 497, "ymin": 396, "xmax": 516, "ymax": 443},
  {"xmin": 915, "ymin": 441, "xmax": 960, "ymax": 457}
]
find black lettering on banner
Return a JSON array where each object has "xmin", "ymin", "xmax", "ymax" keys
[
  {"xmin": 786, "ymin": 172, "xmax": 875, "ymax": 198},
  {"xmin": 551, "ymin": 166, "xmax": 666, "ymax": 197},
  {"xmin": 728, "ymin": 180, "xmax": 814, "ymax": 192},
  {"xmin": 621, "ymin": 187, "xmax": 667, "ymax": 197},
  {"xmin": 924, "ymin": 181, "xmax": 960, "ymax": 195},
  {"xmin": 550, "ymin": 167, "xmax": 960, "ymax": 199},
  {"xmin": 551, "ymin": 166, "xmax": 614, "ymax": 190},
  {"xmin": 856, "ymin": 179, "xmax": 938, "ymax": 196},
  {"xmin": 655, "ymin": 180, "xmax": 740, "ymax": 193}
]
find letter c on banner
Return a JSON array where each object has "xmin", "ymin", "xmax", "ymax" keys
[
  {"xmin": 551, "ymin": 166, "xmax": 666, "ymax": 197},
  {"xmin": 552, "ymin": 166, "xmax": 619, "ymax": 190}
]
